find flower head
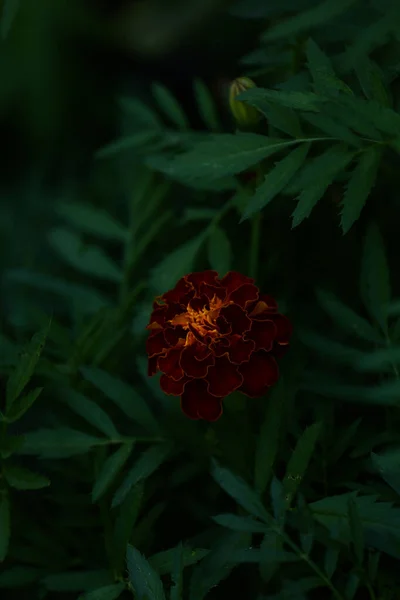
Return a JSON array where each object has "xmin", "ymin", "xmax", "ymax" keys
[
  {"xmin": 146, "ymin": 271, "xmax": 291, "ymax": 421},
  {"xmin": 229, "ymin": 77, "xmax": 260, "ymax": 127}
]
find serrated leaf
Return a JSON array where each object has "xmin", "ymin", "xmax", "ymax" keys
[
  {"xmin": 92, "ymin": 443, "xmax": 134, "ymax": 503},
  {"xmin": 348, "ymin": 496, "xmax": 364, "ymax": 563},
  {"xmin": 6, "ymin": 323, "xmax": 49, "ymax": 410},
  {"xmin": 1, "ymin": 0, "xmax": 19, "ymax": 39},
  {"xmin": 152, "ymin": 83, "xmax": 188, "ymax": 130},
  {"xmin": 4, "ymin": 465, "xmax": 50, "ymax": 490},
  {"xmin": 170, "ymin": 543, "xmax": 183, "ymax": 600},
  {"xmin": 5, "ymin": 387, "xmax": 42, "ymax": 423},
  {"xmin": 193, "ymin": 79, "xmax": 219, "ymax": 132},
  {"xmin": 329, "ymin": 418, "xmax": 362, "ymax": 463},
  {"xmin": 95, "ymin": 131, "xmax": 160, "ymax": 159},
  {"xmin": 301, "ymin": 112, "xmax": 361, "ymax": 147},
  {"xmin": 81, "ymin": 367, "xmax": 159, "ymax": 434},
  {"xmin": 78, "ymin": 583, "xmax": 125, "ymax": 600},
  {"xmin": 112, "ymin": 483, "xmax": 144, "ymax": 573},
  {"xmin": 127, "ymin": 546, "xmax": 166, "ymax": 600},
  {"xmin": 61, "ymin": 389, "xmax": 119, "ymax": 439},
  {"xmin": 168, "ymin": 133, "xmax": 310, "ymax": 181},
  {"xmin": 211, "ymin": 460, "xmax": 270, "ymax": 522},
  {"xmin": 149, "ymin": 232, "xmax": 207, "ymax": 294},
  {"xmin": 324, "ymin": 547, "xmax": 339, "ymax": 578},
  {"xmin": 360, "ymin": 222, "xmax": 391, "ymax": 333},
  {"xmin": 306, "ymin": 38, "xmax": 352, "ymax": 96},
  {"xmin": 150, "ymin": 546, "xmax": 208, "ymax": 576},
  {"xmin": 44, "ymin": 570, "xmax": 113, "ymax": 592},
  {"xmin": 340, "ymin": 147, "xmax": 380, "ymax": 233},
  {"xmin": 56, "ymin": 202, "xmax": 128, "ymax": 242},
  {"xmin": 112, "ymin": 444, "xmax": 172, "ymax": 508},
  {"xmin": 372, "ymin": 451, "xmax": 400, "ymax": 496},
  {"xmin": 325, "ymin": 99, "xmax": 382, "ymax": 139},
  {"xmin": 316, "ymin": 289, "xmax": 382, "ymax": 343},
  {"xmin": 238, "ymin": 87, "xmax": 322, "ymax": 112},
  {"xmin": 254, "ymin": 381, "xmax": 285, "ymax": 494},
  {"xmin": 283, "ymin": 422, "xmax": 322, "ymax": 508},
  {"xmin": 236, "ymin": 89, "xmax": 303, "ymax": 135},
  {"xmin": 242, "ymin": 143, "xmax": 309, "ymax": 220},
  {"xmin": 261, "ymin": 0, "xmax": 358, "ymax": 42},
  {"xmin": 0, "ymin": 491, "xmax": 10, "ymax": 562},
  {"xmin": 341, "ymin": 95, "xmax": 400, "ymax": 138},
  {"xmin": 48, "ymin": 228, "xmax": 122, "ymax": 282},
  {"xmin": 213, "ymin": 514, "xmax": 268, "ymax": 533},
  {"xmin": 207, "ymin": 227, "xmax": 231, "ymax": 275},
  {"xmin": 355, "ymin": 57, "xmax": 389, "ymax": 106},
  {"xmin": 292, "ymin": 181, "xmax": 330, "ymax": 228},
  {"xmin": 19, "ymin": 427, "xmax": 102, "ymax": 459}
]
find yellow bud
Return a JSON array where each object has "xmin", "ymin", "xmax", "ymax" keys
[{"xmin": 229, "ymin": 77, "xmax": 260, "ymax": 127}]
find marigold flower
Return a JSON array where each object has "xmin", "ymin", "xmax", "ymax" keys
[
  {"xmin": 146, "ymin": 271, "xmax": 291, "ymax": 422},
  {"xmin": 229, "ymin": 77, "xmax": 260, "ymax": 127}
]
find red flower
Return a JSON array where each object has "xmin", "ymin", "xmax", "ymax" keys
[{"xmin": 146, "ymin": 271, "xmax": 292, "ymax": 422}]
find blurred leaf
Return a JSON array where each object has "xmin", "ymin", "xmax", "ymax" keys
[
  {"xmin": 299, "ymin": 330, "xmax": 364, "ymax": 365},
  {"xmin": 324, "ymin": 547, "xmax": 339, "ymax": 578},
  {"xmin": 3, "ymin": 465, "xmax": 50, "ymax": 490},
  {"xmin": 1, "ymin": 0, "xmax": 19, "ymax": 39},
  {"xmin": 78, "ymin": 583, "xmax": 125, "ymax": 600},
  {"xmin": 283, "ymin": 422, "xmax": 322, "ymax": 508},
  {"xmin": 301, "ymin": 111, "xmax": 361, "ymax": 146},
  {"xmin": 259, "ymin": 530, "xmax": 284, "ymax": 583},
  {"xmin": 112, "ymin": 483, "xmax": 144, "ymax": 573},
  {"xmin": 328, "ymin": 418, "xmax": 362, "ymax": 463},
  {"xmin": 270, "ymin": 477, "xmax": 286, "ymax": 524},
  {"xmin": 316, "ymin": 289, "xmax": 382, "ymax": 343},
  {"xmin": 235, "ymin": 90, "xmax": 303, "ymax": 136},
  {"xmin": 112, "ymin": 444, "xmax": 172, "ymax": 508},
  {"xmin": 6, "ymin": 322, "xmax": 49, "ymax": 411},
  {"xmin": 120, "ymin": 97, "xmax": 163, "ymax": 130},
  {"xmin": 127, "ymin": 546, "xmax": 166, "ymax": 600},
  {"xmin": 340, "ymin": 146, "xmax": 381, "ymax": 233},
  {"xmin": 0, "ymin": 566, "xmax": 41, "ymax": 588},
  {"xmin": 344, "ymin": 573, "xmax": 360, "ymax": 599},
  {"xmin": 182, "ymin": 208, "xmax": 218, "ymax": 223},
  {"xmin": 5, "ymin": 387, "xmax": 43, "ymax": 423},
  {"xmin": 96, "ymin": 131, "xmax": 160, "ymax": 159},
  {"xmin": 211, "ymin": 460, "xmax": 270, "ymax": 522},
  {"xmin": 19, "ymin": 427, "xmax": 102, "ymax": 459},
  {"xmin": 238, "ymin": 87, "xmax": 322, "ymax": 112},
  {"xmin": 44, "ymin": 570, "xmax": 113, "ymax": 592},
  {"xmin": 355, "ymin": 57, "xmax": 389, "ymax": 106},
  {"xmin": 360, "ymin": 222, "xmax": 391, "ymax": 333},
  {"xmin": 150, "ymin": 546, "xmax": 208, "ymax": 576},
  {"xmin": 348, "ymin": 496, "xmax": 364, "ymax": 564},
  {"xmin": 81, "ymin": 367, "xmax": 159, "ymax": 434},
  {"xmin": 241, "ymin": 143, "xmax": 309, "ymax": 220},
  {"xmin": 61, "ymin": 389, "xmax": 119, "ymax": 439},
  {"xmin": 355, "ymin": 346, "xmax": 400, "ymax": 372},
  {"xmin": 92, "ymin": 443, "xmax": 134, "ymax": 503},
  {"xmin": 231, "ymin": 0, "xmax": 311, "ymax": 18},
  {"xmin": 207, "ymin": 226, "xmax": 231, "ymax": 275},
  {"xmin": 306, "ymin": 38, "xmax": 352, "ymax": 96},
  {"xmin": 255, "ymin": 381, "xmax": 285, "ymax": 494},
  {"xmin": 193, "ymin": 79, "xmax": 220, "ymax": 132},
  {"xmin": 0, "ymin": 490, "xmax": 10, "ymax": 562},
  {"xmin": 372, "ymin": 451, "xmax": 400, "ymax": 496},
  {"xmin": 0, "ymin": 435, "xmax": 25, "ymax": 460},
  {"xmin": 261, "ymin": 0, "xmax": 358, "ymax": 41},
  {"xmin": 213, "ymin": 514, "xmax": 268, "ymax": 533},
  {"xmin": 48, "ymin": 228, "xmax": 122, "ymax": 282},
  {"xmin": 153, "ymin": 83, "xmax": 189, "ymax": 130},
  {"xmin": 56, "ymin": 202, "xmax": 128, "ymax": 242},
  {"xmin": 170, "ymin": 543, "xmax": 183, "ymax": 600}
]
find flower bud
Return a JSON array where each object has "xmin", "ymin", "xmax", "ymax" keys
[{"xmin": 229, "ymin": 77, "xmax": 260, "ymax": 127}]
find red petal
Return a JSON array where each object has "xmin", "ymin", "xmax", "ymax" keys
[
  {"xmin": 164, "ymin": 326, "xmax": 186, "ymax": 346},
  {"xmin": 238, "ymin": 352, "xmax": 279, "ymax": 397},
  {"xmin": 219, "ymin": 304, "xmax": 251, "ymax": 334},
  {"xmin": 211, "ymin": 337, "xmax": 230, "ymax": 357},
  {"xmin": 146, "ymin": 331, "xmax": 167, "ymax": 357},
  {"xmin": 186, "ymin": 270, "xmax": 219, "ymax": 290},
  {"xmin": 206, "ymin": 355, "xmax": 243, "ymax": 397},
  {"xmin": 148, "ymin": 356, "xmax": 158, "ymax": 376},
  {"xmin": 215, "ymin": 315, "xmax": 231, "ymax": 335},
  {"xmin": 180, "ymin": 343, "xmax": 214, "ymax": 378},
  {"xmin": 220, "ymin": 271, "xmax": 254, "ymax": 295},
  {"xmin": 160, "ymin": 374, "xmax": 189, "ymax": 396},
  {"xmin": 229, "ymin": 283, "xmax": 259, "ymax": 308},
  {"xmin": 181, "ymin": 379, "xmax": 222, "ymax": 422},
  {"xmin": 273, "ymin": 314, "xmax": 293, "ymax": 345},
  {"xmin": 188, "ymin": 295, "xmax": 208, "ymax": 313},
  {"xmin": 248, "ymin": 294, "xmax": 278, "ymax": 316},
  {"xmin": 158, "ymin": 347, "xmax": 184, "ymax": 380},
  {"xmin": 247, "ymin": 319, "xmax": 276, "ymax": 351},
  {"xmin": 162, "ymin": 278, "xmax": 193, "ymax": 304},
  {"xmin": 200, "ymin": 283, "xmax": 225, "ymax": 302},
  {"xmin": 228, "ymin": 335, "xmax": 255, "ymax": 364}
]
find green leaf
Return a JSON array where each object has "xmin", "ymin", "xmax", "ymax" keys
[
  {"xmin": 95, "ymin": 131, "xmax": 160, "ymax": 159},
  {"xmin": 324, "ymin": 547, "xmax": 339, "ymax": 578},
  {"xmin": 80, "ymin": 367, "xmax": 159, "ymax": 434},
  {"xmin": 0, "ymin": 435, "xmax": 25, "ymax": 460},
  {"xmin": 325, "ymin": 99, "xmax": 382, "ymax": 139},
  {"xmin": 6, "ymin": 322, "xmax": 49, "ymax": 410},
  {"xmin": 207, "ymin": 227, "xmax": 231, "ymax": 275},
  {"xmin": 78, "ymin": 583, "xmax": 125, "ymax": 600},
  {"xmin": 19, "ymin": 427, "xmax": 102, "ymax": 459},
  {"xmin": 355, "ymin": 57, "xmax": 389, "ymax": 106},
  {"xmin": 261, "ymin": 0, "xmax": 358, "ymax": 42},
  {"xmin": 61, "ymin": 389, "xmax": 119, "ymax": 439},
  {"xmin": 112, "ymin": 483, "xmax": 144, "ymax": 573},
  {"xmin": 301, "ymin": 112, "xmax": 361, "ymax": 147},
  {"xmin": 168, "ymin": 134, "xmax": 309, "ymax": 181},
  {"xmin": 0, "ymin": 566, "xmax": 41, "ymax": 588},
  {"xmin": 152, "ymin": 83, "xmax": 188, "ymax": 130},
  {"xmin": 301, "ymin": 377, "xmax": 400, "ymax": 406},
  {"xmin": 299, "ymin": 330, "xmax": 364, "ymax": 366},
  {"xmin": 149, "ymin": 546, "xmax": 208, "ymax": 576},
  {"xmin": 355, "ymin": 346, "xmax": 400, "ymax": 372},
  {"xmin": 127, "ymin": 545, "xmax": 166, "ymax": 600},
  {"xmin": 44, "ymin": 570, "xmax": 113, "ymax": 592},
  {"xmin": 254, "ymin": 380, "xmax": 285, "ymax": 494},
  {"xmin": 345, "ymin": 573, "xmax": 360, "ymax": 599},
  {"xmin": 120, "ymin": 97, "xmax": 162, "ymax": 130},
  {"xmin": 328, "ymin": 418, "xmax": 362, "ymax": 463},
  {"xmin": 213, "ymin": 514, "xmax": 268, "ymax": 533},
  {"xmin": 372, "ymin": 451, "xmax": 400, "ymax": 496},
  {"xmin": 306, "ymin": 38, "xmax": 352, "ymax": 96},
  {"xmin": 211, "ymin": 460, "xmax": 270, "ymax": 522},
  {"xmin": 315, "ymin": 289, "xmax": 382, "ymax": 343},
  {"xmin": 0, "ymin": 490, "xmax": 10, "ymax": 562},
  {"xmin": 360, "ymin": 222, "xmax": 391, "ymax": 333},
  {"xmin": 193, "ymin": 79, "xmax": 220, "ymax": 132},
  {"xmin": 170, "ymin": 544, "xmax": 183, "ymax": 600},
  {"xmin": 181, "ymin": 208, "xmax": 218, "ymax": 223},
  {"xmin": 1, "ymin": 0, "xmax": 19, "ymax": 39},
  {"xmin": 241, "ymin": 143, "xmax": 310, "ymax": 220},
  {"xmin": 270, "ymin": 477, "xmax": 286, "ymax": 524},
  {"xmin": 3, "ymin": 465, "xmax": 50, "ymax": 490},
  {"xmin": 292, "ymin": 182, "xmax": 330, "ymax": 228},
  {"xmin": 92, "ymin": 443, "xmax": 134, "ymax": 503},
  {"xmin": 56, "ymin": 202, "xmax": 128, "ymax": 242},
  {"xmin": 112, "ymin": 444, "xmax": 172, "ymax": 508},
  {"xmin": 48, "ymin": 228, "xmax": 122, "ymax": 282},
  {"xmin": 238, "ymin": 87, "xmax": 322, "ymax": 112},
  {"xmin": 149, "ymin": 232, "xmax": 207, "ymax": 294},
  {"xmin": 348, "ymin": 496, "xmax": 364, "ymax": 563},
  {"xmin": 283, "ymin": 422, "xmax": 322, "ymax": 509},
  {"xmin": 340, "ymin": 146, "xmax": 380, "ymax": 233},
  {"xmin": 5, "ymin": 387, "xmax": 43, "ymax": 423}
]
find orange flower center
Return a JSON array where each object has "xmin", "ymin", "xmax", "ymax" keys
[{"xmin": 170, "ymin": 295, "xmax": 226, "ymax": 341}]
